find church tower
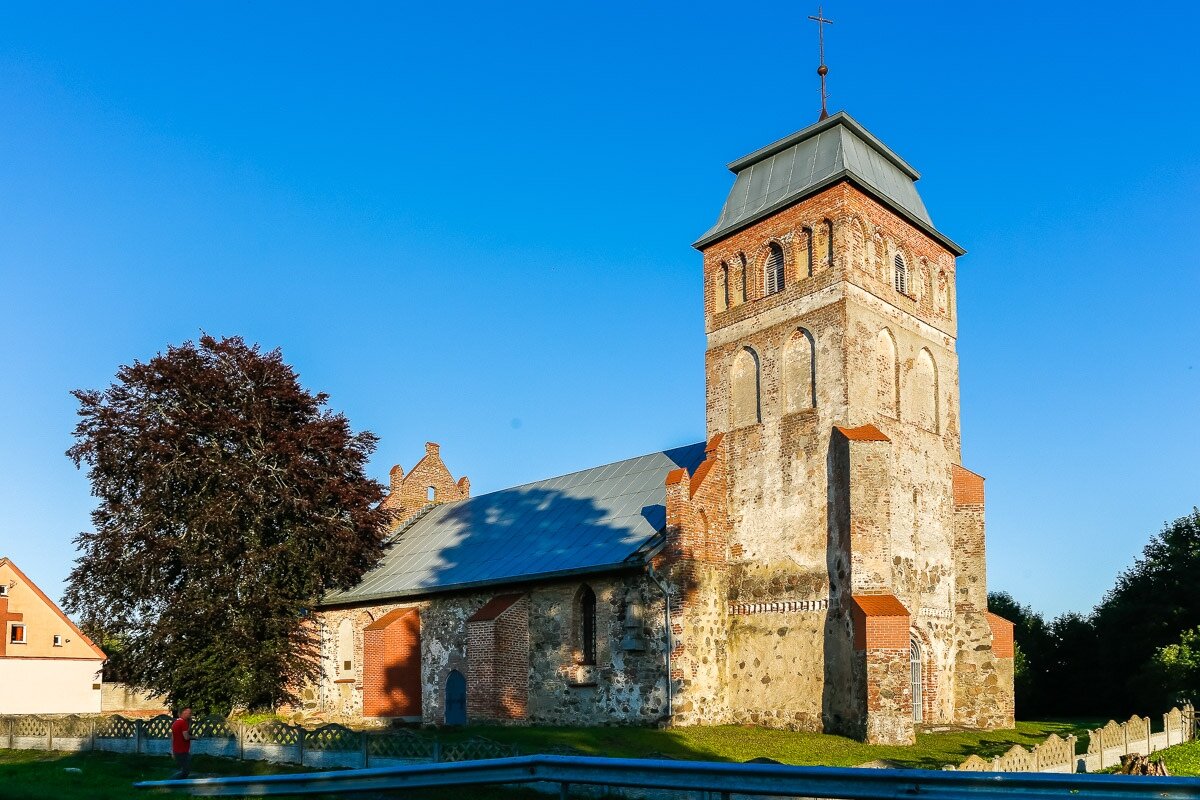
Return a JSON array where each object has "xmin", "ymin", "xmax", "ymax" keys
[{"xmin": 688, "ymin": 112, "xmax": 1014, "ymax": 743}]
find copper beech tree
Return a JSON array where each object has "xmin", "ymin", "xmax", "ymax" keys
[{"xmin": 64, "ymin": 335, "xmax": 390, "ymax": 713}]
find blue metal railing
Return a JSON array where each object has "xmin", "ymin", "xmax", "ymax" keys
[{"xmin": 134, "ymin": 754, "xmax": 1200, "ymax": 798}]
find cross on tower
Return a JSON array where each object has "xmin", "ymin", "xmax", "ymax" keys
[
  {"xmin": 808, "ymin": 6, "xmax": 834, "ymax": 120},
  {"xmin": 0, "ymin": 596, "xmax": 23, "ymax": 657}
]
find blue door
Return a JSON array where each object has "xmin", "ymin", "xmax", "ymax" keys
[{"xmin": 445, "ymin": 669, "xmax": 466, "ymax": 725}]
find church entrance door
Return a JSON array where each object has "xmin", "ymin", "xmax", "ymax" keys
[
  {"xmin": 445, "ymin": 669, "xmax": 466, "ymax": 725},
  {"xmin": 910, "ymin": 639, "xmax": 923, "ymax": 723}
]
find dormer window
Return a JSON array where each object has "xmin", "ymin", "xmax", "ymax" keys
[
  {"xmin": 765, "ymin": 243, "xmax": 785, "ymax": 296},
  {"xmin": 894, "ymin": 253, "xmax": 908, "ymax": 295}
]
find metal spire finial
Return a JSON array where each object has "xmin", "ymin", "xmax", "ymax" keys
[{"xmin": 808, "ymin": 6, "xmax": 834, "ymax": 120}]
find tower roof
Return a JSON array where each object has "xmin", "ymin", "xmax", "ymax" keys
[{"xmin": 694, "ymin": 111, "xmax": 964, "ymax": 255}]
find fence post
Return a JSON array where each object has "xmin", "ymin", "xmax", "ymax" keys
[
  {"xmin": 432, "ymin": 739, "xmax": 441, "ymax": 763},
  {"xmin": 91, "ymin": 717, "xmax": 97, "ymax": 752},
  {"xmin": 135, "ymin": 720, "xmax": 142, "ymax": 755},
  {"xmin": 1122, "ymin": 721, "xmax": 1129, "ymax": 758},
  {"xmin": 1066, "ymin": 735, "xmax": 1077, "ymax": 773},
  {"xmin": 1093, "ymin": 729, "xmax": 1103, "ymax": 771},
  {"xmin": 238, "ymin": 722, "xmax": 245, "ymax": 761},
  {"xmin": 297, "ymin": 726, "xmax": 305, "ymax": 767},
  {"xmin": 361, "ymin": 731, "xmax": 368, "ymax": 769},
  {"xmin": 47, "ymin": 717, "xmax": 54, "ymax": 751}
]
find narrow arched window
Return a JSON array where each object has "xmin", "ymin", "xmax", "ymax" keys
[
  {"xmin": 580, "ymin": 586, "xmax": 597, "ymax": 665},
  {"xmin": 427, "ymin": 486, "xmax": 436, "ymax": 503},
  {"xmin": 737, "ymin": 253, "xmax": 749, "ymax": 303},
  {"xmin": 824, "ymin": 219, "xmax": 834, "ymax": 268},
  {"xmin": 894, "ymin": 253, "xmax": 908, "ymax": 295},
  {"xmin": 730, "ymin": 347, "xmax": 761, "ymax": 428},
  {"xmin": 764, "ymin": 242, "xmax": 785, "ymax": 295},
  {"xmin": 910, "ymin": 349, "xmax": 939, "ymax": 432},
  {"xmin": 715, "ymin": 263, "xmax": 729, "ymax": 312},
  {"xmin": 783, "ymin": 328, "xmax": 817, "ymax": 413},
  {"xmin": 875, "ymin": 329, "xmax": 899, "ymax": 417},
  {"xmin": 801, "ymin": 227, "xmax": 814, "ymax": 278},
  {"xmin": 910, "ymin": 638, "xmax": 923, "ymax": 722}
]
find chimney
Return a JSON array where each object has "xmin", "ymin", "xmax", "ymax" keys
[{"xmin": 425, "ymin": 442, "xmax": 440, "ymax": 458}]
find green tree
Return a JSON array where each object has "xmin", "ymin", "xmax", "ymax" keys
[
  {"xmin": 1147, "ymin": 627, "xmax": 1200, "ymax": 706},
  {"xmin": 1092, "ymin": 509, "xmax": 1200, "ymax": 713},
  {"xmin": 64, "ymin": 335, "xmax": 390, "ymax": 713}
]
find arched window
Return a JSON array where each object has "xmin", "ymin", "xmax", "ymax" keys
[
  {"xmin": 801, "ymin": 227, "xmax": 814, "ymax": 278},
  {"xmin": 875, "ymin": 329, "xmax": 898, "ymax": 417},
  {"xmin": 935, "ymin": 270, "xmax": 949, "ymax": 315},
  {"xmin": 764, "ymin": 242, "xmax": 785, "ymax": 295},
  {"xmin": 910, "ymin": 349, "xmax": 939, "ymax": 432},
  {"xmin": 737, "ymin": 253, "xmax": 749, "ymax": 304},
  {"xmin": 783, "ymin": 328, "xmax": 816, "ymax": 413},
  {"xmin": 715, "ymin": 263, "xmax": 730, "ymax": 312},
  {"xmin": 824, "ymin": 219, "xmax": 834, "ymax": 268},
  {"xmin": 894, "ymin": 253, "xmax": 908, "ymax": 295},
  {"xmin": 337, "ymin": 618, "xmax": 354, "ymax": 675},
  {"xmin": 730, "ymin": 347, "xmax": 761, "ymax": 428},
  {"xmin": 578, "ymin": 586, "xmax": 597, "ymax": 665},
  {"xmin": 910, "ymin": 638, "xmax": 923, "ymax": 722}
]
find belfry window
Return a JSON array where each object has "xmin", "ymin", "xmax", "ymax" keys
[
  {"xmin": 765, "ymin": 243, "xmax": 785, "ymax": 295},
  {"xmin": 894, "ymin": 253, "xmax": 908, "ymax": 295}
]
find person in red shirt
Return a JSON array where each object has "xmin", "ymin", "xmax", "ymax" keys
[{"xmin": 170, "ymin": 707, "xmax": 193, "ymax": 779}]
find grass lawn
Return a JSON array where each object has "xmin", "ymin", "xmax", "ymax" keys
[
  {"xmin": 0, "ymin": 719, "xmax": 1105, "ymax": 798},
  {"xmin": 440, "ymin": 718, "xmax": 1101, "ymax": 769},
  {"xmin": 1157, "ymin": 739, "xmax": 1200, "ymax": 776}
]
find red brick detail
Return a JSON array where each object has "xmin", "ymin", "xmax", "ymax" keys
[
  {"xmin": 704, "ymin": 433, "xmax": 725, "ymax": 454},
  {"xmin": 850, "ymin": 595, "xmax": 910, "ymax": 651},
  {"xmin": 662, "ymin": 435, "xmax": 730, "ymax": 568},
  {"xmin": 985, "ymin": 612, "xmax": 1015, "ymax": 659},
  {"xmin": 467, "ymin": 593, "xmax": 523, "ymax": 623},
  {"xmin": 835, "ymin": 424, "xmax": 891, "ymax": 442},
  {"xmin": 665, "ymin": 468, "xmax": 687, "ymax": 486},
  {"xmin": 467, "ymin": 595, "xmax": 529, "ymax": 721},
  {"xmin": 362, "ymin": 607, "xmax": 421, "ymax": 718},
  {"xmin": 952, "ymin": 465, "xmax": 985, "ymax": 506},
  {"xmin": 382, "ymin": 441, "xmax": 470, "ymax": 527}
]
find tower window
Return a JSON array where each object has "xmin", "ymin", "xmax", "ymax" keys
[
  {"xmin": 427, "ymin": 486, "xmax": 436, "ymax": 503},
  {"xmin": 894, "ymin": 253, "xmax": 908, "ymax": 295},
  {"xmin": 716, "ymin": 263, "xmax": 729, "ymax": 312},
  {"xmin": 764, "ymin": 242, "xmax": 785, "ymax": 296}
]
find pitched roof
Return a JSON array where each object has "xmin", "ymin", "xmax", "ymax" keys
[
  {"xmin": 694, "ymin": 111, "xmax": 964, "ymax": 255},
  {"xmin": 467, "ymin": 593, "xmax": 524, "ymax": 622},
  {"xmin": 364, "ymin": 607, "xmax": 418, "ymax": 631},
  {"xmin": 322, "ymin": 442, "xmax": 708, "ymax": 606},
  {"xmin": 851, "ymin": 594, "xmax": 910, "ymax": 617},
  {"xmin": 0, "ymin": 557, "xmax": 106, "ymax": 659}
]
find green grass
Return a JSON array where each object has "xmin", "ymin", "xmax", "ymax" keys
[
  {"xmin": 440, "ymin": 718, "xmax": 1100, "ymax": 769},
  {"xmin": 1158, "ymin": 739, "xmax": 1200, "ymax": 776},
  {"xmin": 0, "ymin": 720, "xmax": 1105, "ymax": 798}
]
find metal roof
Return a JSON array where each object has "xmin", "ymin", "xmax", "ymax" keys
[
  {"xmin": 694, "ymin": 111, "xmax": 964, "ymax": 255},
  {"xmin": 322, "ymin": 442, "xmax": 708, "ymax": 606}
]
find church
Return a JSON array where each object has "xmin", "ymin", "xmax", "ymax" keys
[{"xmin": 309, "ymin": 109, "xmax": 1015, "ymax": 745}]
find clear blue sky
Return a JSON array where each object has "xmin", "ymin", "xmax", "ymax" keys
[{"xmin": 1, "ymin": 1, "xmax": 1196, "ymax": 619}]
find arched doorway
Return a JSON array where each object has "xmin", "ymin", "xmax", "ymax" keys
[
  {"xmin": 444, "ymin": 669, "xmax": 466, "ymax": 726},
  {"xmin": 910, "ymin": 639, "xmax": 923, "ymax": 723}
]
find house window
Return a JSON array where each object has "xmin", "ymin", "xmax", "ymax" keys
[
  {"xmin": 10, "ymin": 624, "xmax": 26, "ymax": 644},
  {"xmin": 579, "ymin": 586, "xmax": 597, "ymax": 666},
  {"xmin": 53, "ymin": 634, "xmax": 63, "ymax": 647},
  {"xmin": 0, "ymin": 584, "xmax": 8, "ymax": 597},
  {"xmin": 894, "ymin": 253, "xmax": 908, "ymax": 295},
  {"xmin": 427, "ymin": 486, "xmax": 436, "ymax": 503},
  {"xmin": 764, "ymin": 242, "xmax": 785, "ymax": 295}
]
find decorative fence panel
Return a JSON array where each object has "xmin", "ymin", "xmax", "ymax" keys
[{"xmin": 946, "ymin": 703, "xmax": 1196, "ymax": 774}]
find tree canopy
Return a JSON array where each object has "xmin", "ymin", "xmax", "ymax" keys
[{"xmin": 64, "ymin": 335, "xmax": 390, "ymax": 713}]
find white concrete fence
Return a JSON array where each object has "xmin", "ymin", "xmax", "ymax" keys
[
  {"xmin": 946, "ymin": 704, "xmax": 1196, "ymax": 773},
  {"xmin": 0, "ymin": 714, "xmax": 518, "ymax": 770}
]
